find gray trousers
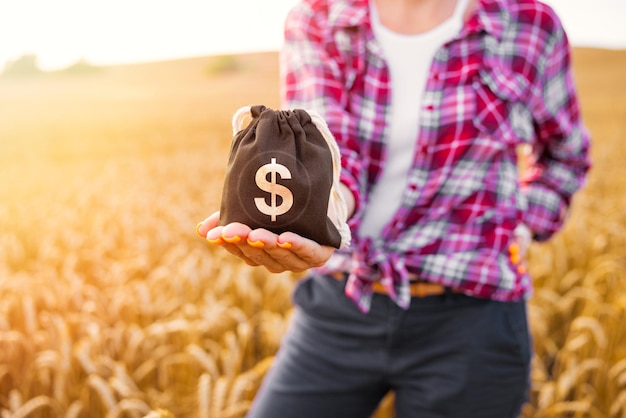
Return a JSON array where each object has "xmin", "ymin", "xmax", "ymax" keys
[{"xmin": 247, "ymin": 274, "xmax": 532, "ymax": 418}]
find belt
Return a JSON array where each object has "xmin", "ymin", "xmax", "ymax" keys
[{"xmin": 330, "ymin": 272, "xmax": 451, "ymax": 298}]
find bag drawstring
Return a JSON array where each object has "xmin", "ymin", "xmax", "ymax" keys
[
  {"xmin": 232, "ymin": 105, "xmax": 252, "ymax": 135},
  {"xmin": 308, "ymin": 110, "xmax": 351, "ymax": 249},
  {"xmin": 230, "ymin": 106, "xmax": 352, "ymax": 249}
]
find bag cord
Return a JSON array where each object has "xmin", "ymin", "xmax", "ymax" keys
[
  {"xmin": 231, "ymin": 106, "xmax": 352, "ymax": 248},
  {"xmin": 308, "ymin": 110, "xmax": 351, "ymax": 248}
]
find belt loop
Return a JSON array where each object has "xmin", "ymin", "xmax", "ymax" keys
[{"xmin": 443, "ymin": 287, "xmax": 455, "ymax": 304}]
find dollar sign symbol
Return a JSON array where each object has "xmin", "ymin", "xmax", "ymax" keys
[{"xmin": 254, "ymin": 158, "xmax": 294, "ymax": 222}]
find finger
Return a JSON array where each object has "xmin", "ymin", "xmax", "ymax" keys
[
  {"xmin": 236, "ymin": 229, "xmax": 292, "ymax": 272},
  {"xmin": 238, "ymin": 246, "xmax": 290, "ymax": 272},
  {"xmin": 245, "ymin": 230, "xmax": 316, "ymax": 271},
  {"xmin": 205, "ymin": 223, "xmax": 245, "ymax": 252},
  {"xmin": 196, "ymin": 211, "xmax": 220, "ymax": 238},
  {"xmin": 278, "ymin": 232, "xmax": 335, "ymax": 267},
  {"xmin": 205, "ymin": 224, "xmax": 262, "ymax": 266},
  {"xmin": 246, "ymin": 228, "xmax": 281, "ymax": 248},
  {"xmin": 220, "ymin": 222, "xmax": 253, "ymax": 244},
  {"xmin": 240, "ymin": 243, "xmax": 311, "ymax": 273},
  {"xmin": 205, "ymin": 224, "xmax": 226, "ymax": 245},
  {"xmin": 220, "ymin": 224, "xmax": 283, "ymax": 268},
  {"xmin": 266, "ymin": 248, "xmax": 315, "ymax": 272},
  {"xmin": 233, "ymin": 232, "xmax": 333, "ymax": 274}
]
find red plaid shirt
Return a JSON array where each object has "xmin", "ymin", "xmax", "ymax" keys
[{"xmin": 280, "ymin": 0, "xmax": 591, "ymax": 312}]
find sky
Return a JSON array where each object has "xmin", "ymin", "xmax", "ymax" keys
[{"xmin": 0, "ymin": 0, "xmax": 625, "ymax": 71}]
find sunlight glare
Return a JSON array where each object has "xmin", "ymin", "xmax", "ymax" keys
[{"xmin": 0, "ymin": 0, "xmax": 298, "ymax": 71}]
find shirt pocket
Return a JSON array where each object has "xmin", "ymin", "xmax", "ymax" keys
[{"xmin": 472, "ymin": 59, "xmax": 529, "ymax": 147}]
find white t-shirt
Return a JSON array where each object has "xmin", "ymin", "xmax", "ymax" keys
[{"xmin": 359, "ymin": 0, "xmax": 469, "ymax": 238}]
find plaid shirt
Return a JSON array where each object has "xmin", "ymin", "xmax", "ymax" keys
[{"xmin": 281, "ymin": 0, "xmax": 591, "ymax": 312}]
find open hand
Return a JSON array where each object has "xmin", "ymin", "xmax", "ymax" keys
[{"xmin": 196, "ymin": 211, "xmax": 335, "ymax": 273}]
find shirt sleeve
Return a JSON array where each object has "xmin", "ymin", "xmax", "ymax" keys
[
  {"xmin": 520, "ymin": 12, "xmax": 591, "ymax": 242},
  {"xmin": 279, "ymin": 1, "xmax": 364, "ymax": 221}
]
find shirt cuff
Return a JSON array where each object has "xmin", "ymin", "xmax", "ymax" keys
[{"xmin": 522, "ymin": 184, "xmax": 568, "ymax": 242}]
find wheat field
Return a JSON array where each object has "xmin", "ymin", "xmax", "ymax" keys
[{"xmin": 0, "ymin": 48, "xmax": 624, "ymax": 417}]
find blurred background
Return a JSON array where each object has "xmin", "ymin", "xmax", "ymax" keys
[
  {"xmin": 1, "ymin": 0, "xmax": 625, "ymax": 72},
  {"xmin": 1, "ymin": 1, "xmax": 625, "ymax": 418}
]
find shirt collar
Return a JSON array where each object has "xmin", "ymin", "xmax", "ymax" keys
[
  {"xmin": 327, "ymin": 0, "xmax": 370, "ymax": 29},
  {"xmin": 464, "ymin": 0, "xmax": 508, "ymax": 42},
  {"xmin": 326, "ymin": 0, "xmax": 508, "ymax": 39}
]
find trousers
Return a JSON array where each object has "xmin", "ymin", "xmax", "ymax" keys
[{"xmin": 247, "ymin": 274, "xmax": 532, "ymax": 418}]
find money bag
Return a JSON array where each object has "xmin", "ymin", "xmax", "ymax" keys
[{"xmin": 219, "ymin": 105, "xmax": 351, "ymax": 249}]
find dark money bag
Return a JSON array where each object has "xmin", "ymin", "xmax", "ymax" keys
[{"xmin": 219, "ymin": 105, "xmax": 351, "ymax": 249}]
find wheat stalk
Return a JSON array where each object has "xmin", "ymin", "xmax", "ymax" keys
[
  {"xmin": 609, "ymin": 391, "xmax": 626, "ymax": 418},
  {"xmin": 11, "ymin": 396, "xmax": 57, "ymax": 418},
  {"xmin": 64, "ymin": 400, "xmax": 83, "ymax": 418},
  {"xmin": 186, "ymin": 344, "xmax": 220, "ymax": 378},
  {"xmin": 88, "ymin": 374, "xmax": 118, "ymax": 411},
  {"xmin": 211, "ymin": 376, "xmax": 229, "ymax": 418},
  {"xmin": 104, "ymin": 398, "xmax": 151, "ymax": 418},
  {"xmin": 198, "ymin": 373, "xmax": 212, "ymax": 418}
]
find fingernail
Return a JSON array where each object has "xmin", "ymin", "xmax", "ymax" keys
[
  {"xmin": 510, "ymin": 254, "xmax": 521, "ymax": 264},
  {"xmin": 277, "ymin": 241, "xmax": 292, "ymax": 249},
  {"xmin": 517, "ymin": 265, "xmax": 527, "ymax": 274},
  {"xmin": 195, "ymin": 222, "xmax": 204, "ymax": 237},
  {"xmin": 247, "ymin": 239, "xmax": 265, "ymax": 248},
  {"xmin": 509, "ymin": 243, "xmax": 520, "ymax": 255},
  {"xmin": 207, "ymin": 237, "xmax": 224, "ymax": 245},
  {"xmin": 222, "ymin": 235, "xmax": 242, "ymax": 244}
]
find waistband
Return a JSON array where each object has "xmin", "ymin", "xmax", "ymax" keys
[{"xmin": 330, "ymin": 272, "xmax": 458, "ymax": 298}]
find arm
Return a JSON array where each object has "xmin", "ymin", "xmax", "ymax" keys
[
  {"xmin": 197, "ymin": 1, "xmax": 360, "ymax": 272},
  {"xmin": 520, "ymin": 14, "xmax": 591, "ymax": 242},
  {"xmin": 280, "ymin": 0, "xmax": 364, "ymax": 220}
]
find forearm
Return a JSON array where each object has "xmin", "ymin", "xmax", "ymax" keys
[
  {"xmin": 521, "ymin": 19, "xmax": 591, "ymax": 241},
  {"xmin": 339, "ymin": 182, "xmax": 356, "ymax": 219}
]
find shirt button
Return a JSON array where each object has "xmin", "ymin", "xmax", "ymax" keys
[{"xmin": 425, "ymin": 104, "xmax": 434, "ymax": 111}]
